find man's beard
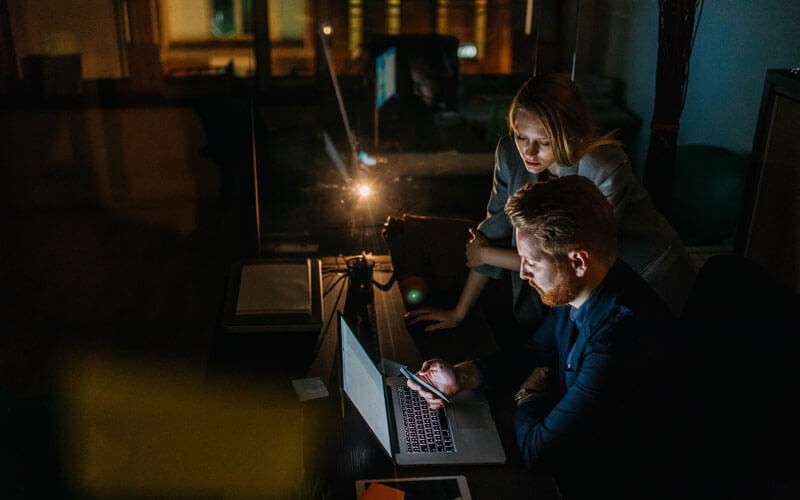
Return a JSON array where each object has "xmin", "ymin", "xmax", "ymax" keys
[{"xmin": 530, "ymin": 262, "xmax": 582, "ymax": 306}]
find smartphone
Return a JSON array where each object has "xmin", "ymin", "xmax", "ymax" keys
[{"xmin": 400, "ymin": 366, "xmax": 451, "ymax": 404}]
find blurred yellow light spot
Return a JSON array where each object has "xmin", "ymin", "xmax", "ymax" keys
[{"xmin": 59, "ymin": 356, "xmax": 305, "ymax": 497}]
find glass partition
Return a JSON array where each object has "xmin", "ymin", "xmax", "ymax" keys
[{"xmin": 1, "ymin": 0, "xmax": 642, "ymax": 258}]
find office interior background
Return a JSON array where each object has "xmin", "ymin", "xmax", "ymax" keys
[{"xmin": 1, "ymin": 0, "xmax": 798, "ymax": 497}]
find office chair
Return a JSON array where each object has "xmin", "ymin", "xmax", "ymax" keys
[
  {"xmin": 381, "ymin": 213, "xmax": 475, "ymax": 308},
  {"xmin": 675, "ymin": 254, "xmax": 800, "ymax": 498},
  {"xmin": 669, "ymin": 145, "xmax": 749, "ymax": 245}
]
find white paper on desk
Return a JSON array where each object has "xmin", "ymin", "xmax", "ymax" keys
[
  {"xmin": 236, "ymin": 261, "xmax": 311, "ymax": 315},
  {"xmin": 292, "ymin": 377, "xmax": 329, "ymax": 402}
]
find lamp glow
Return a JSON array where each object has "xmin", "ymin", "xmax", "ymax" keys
[
  {"xmin": 457, "ymin": 43, "xmax": 478, "ymax": 59},
  {"xmin": 356, "ymin": 184, "xmax": 371, "ymax": 198},
  {"xmin": 322, "ymin": 24, "xmax": 333, "ymax": 36},
  {"xmin": 359, "ymin": 150, "xmax": 377, "ymax": 166}
]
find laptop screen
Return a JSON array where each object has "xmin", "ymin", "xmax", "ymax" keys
[{"xmin": 340, "ymin": 314, "xmax": 392, "ymax": 456}]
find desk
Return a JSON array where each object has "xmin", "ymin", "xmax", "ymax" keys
[{"xmin": 299, "ymin": 256, "xmax": 561, "ymax": 499}]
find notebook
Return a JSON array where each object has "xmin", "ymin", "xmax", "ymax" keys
[
  {"xmin": 339, "ymin": 312, "xmax": 506, "ymax": 466},
  {"xmin": 222, "ymin": 259, "xmax": 323, "ymax": 333}
]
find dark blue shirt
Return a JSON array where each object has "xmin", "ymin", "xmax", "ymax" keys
[{"xmin": 479, "ymin": 259, "xmax": 677, "ymax": 497}]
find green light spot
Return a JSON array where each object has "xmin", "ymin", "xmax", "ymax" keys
[{"xmin": 406, "ymin": 289, "xmax": 423, "ymax": 305}]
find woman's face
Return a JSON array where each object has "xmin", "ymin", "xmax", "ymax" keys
[{"xmin": 512, "ymin": 108, "xmax": 556, "ymax": 174}]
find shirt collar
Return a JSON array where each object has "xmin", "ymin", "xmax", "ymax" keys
[
  {"xmin": 571, "ymin": 259, "xmax": 625, "ymax": 330},
  {"xmin": 568, "ymin": 304, "xmax": 580, "ymax": 323}
]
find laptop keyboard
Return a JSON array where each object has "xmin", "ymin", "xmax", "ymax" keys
[{"xmin": 397, "ymin": 385, "xmax": 455, "ymax": 453}]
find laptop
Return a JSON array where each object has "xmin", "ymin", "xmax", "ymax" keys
[{"xmin": 339, "ymin": 312, "xmax": 506, "ymax": 466}]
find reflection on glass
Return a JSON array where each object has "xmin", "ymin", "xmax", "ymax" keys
[
  {"xmin": 161, "ymin": 0, "xmax": 314, "ymax": 77},
  {"xmin": 211, "ymin": 0, "xmax": 235, "ymax": 37}
]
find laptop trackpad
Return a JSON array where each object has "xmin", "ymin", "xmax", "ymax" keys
[{"xmin": 452, "ymin": 403, "xmax": 489, "ymax": 429}]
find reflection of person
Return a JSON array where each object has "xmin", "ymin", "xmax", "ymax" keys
[
  {"xmin": 406, "ymin": 72, "xmax": 696, "ymax": 333},
  {"xmin": 378, "ymin": 48, "xmax": 484, "ymax": 152},
  {"xmin": 408, "ymin": 51, "xmax": 452, "ymax": 110},
  {"xmin": 407, "ymin": 177, "xmax": 677, "ymax": 499}
]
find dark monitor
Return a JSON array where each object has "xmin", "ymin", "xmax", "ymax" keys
[{"xmin": 735, "ymin": 68, "xmax": 800, "ymax": 294}]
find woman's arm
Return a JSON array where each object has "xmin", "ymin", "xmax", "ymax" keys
[
  {"xmin": 470, "ymin": 139, "xmax": 526, "ymax": 274},
  {"xmin": 476, "ymin": 138, "xmax": 516, "ymax": 247},
  {"xmin": 405, "ymin": 269, "xmax": 490, "ymax": 331},
  {"xmin": 406, "ymin": 139, "xmax": 523, "ymax": 332},
  {"xmin": 452, "ymin": 269, "xmax": 491, "ymax": 321},
  {"xmin": 467, "ymin": 229, "xmax": 522, "ymax": 271}
]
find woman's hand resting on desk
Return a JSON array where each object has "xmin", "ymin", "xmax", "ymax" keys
[
  {"xmin": 405, "ymin": 307, "xmax": 463, "ymax": 332},
  {"xmin": 403, "ymin": 232, "xmax": 498, "ymax": 334},
  {"xmin": 407, "ymin": 359, "xmax": 461, "ymax": 410},
  {"xmin": 465, "ymin": 228, "xmax": 490, "ymax": 267}
]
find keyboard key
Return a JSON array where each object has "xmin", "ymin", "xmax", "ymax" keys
[{"xmin": 398, "ymin": 385, "xmax": 455, "ymax": 453}]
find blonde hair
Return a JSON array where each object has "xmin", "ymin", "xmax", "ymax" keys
[{"xmin": 509, "ymin": 72, "xmax": 620, "ymax": 166}]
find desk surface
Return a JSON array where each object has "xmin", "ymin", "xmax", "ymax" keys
[
  {"xmin": 298, "ymin": 256, "xmax": 560, "ymax": 500},
  {"xmin": 205, "ymin": 255, "xmax": 559, "ymax": 499}
]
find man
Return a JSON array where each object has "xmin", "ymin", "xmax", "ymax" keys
[
  {"xmin": 407, "ymin": 176, "xmax": 677, "ymax": 499},
  {"xmin": 408, "ymin": 50, "xmax": 452, "ymax": 110}
]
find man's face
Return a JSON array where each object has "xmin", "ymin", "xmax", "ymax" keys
[
  {"xmin": 410, "ymin": 68, "xmax": 440, "ymax": 108},
  {"xmin": 512, "ymin": 108, "xmax": 556, "ymax": 174},
  {"xmin": 516, "ymin": 228, "xmax": 581, "ymax": 307}
]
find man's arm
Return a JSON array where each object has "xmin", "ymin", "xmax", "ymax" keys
[
  {"xmin": 455, "ymin": 360, "xmax": 482, "ymax": 392},
  {"xmin": 409, "ymin": 359, "xmax": 483, "ymax": 410},
  {"xmin": 514, "ymin": 334, "xmax": 615, "ymax": 467},
  {"xmin": 477, "ymin": 309, "xmax": 559, "ymax": 391},
  {"xmin": 413, "ymin": 310, "xmax": 560, "ymax": 411}
]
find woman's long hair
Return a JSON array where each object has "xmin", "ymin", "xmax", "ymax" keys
[{"xmin": 509, "ymin": 72, "xmax": 621, "ymax": 166}]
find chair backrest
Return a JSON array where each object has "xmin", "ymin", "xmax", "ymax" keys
[
  {"xmin": 669, "ymin": 144, "xmax": 749, "ymax": 245},
  {"xmin": 485, "ymin": 98, "xmax": 511, "ymax": 150},
  {"xmin": 381, "ymin": 213, "xmax": 475, "ymax": 307}
]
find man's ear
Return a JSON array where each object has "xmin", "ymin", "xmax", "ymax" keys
[{"xmin": 568, "ymin": 249, "xmax": 589, "ymax": 277}]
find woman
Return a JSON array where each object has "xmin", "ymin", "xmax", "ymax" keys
[{"xmin": 407, "ymin": 72, "xmax": 696, "ymax": 332}]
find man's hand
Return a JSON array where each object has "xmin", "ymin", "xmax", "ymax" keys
[
  {"xmin": 405, "ymin": 308, "xmax": 463, "ymax": 332},
  {"xmin": 406, "ymin": 359, "xmax": 461, "ymax": 410},
  {"xmin": 465, "ymin": 229, "xmax": 489, "ymax": 268},
  {"xmin": 520, "ymin": 366, "xmax": 555, "ymax": 398}
]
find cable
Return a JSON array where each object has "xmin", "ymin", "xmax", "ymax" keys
[
  {"xmin": 324, "ymin": 273, "xmax": 348, "ymax": 296},
  {"xmin": 680, "ymin": 0, "xmax": 705, "ymax": 113},
  {"xmin": 310, "ymin": 271, "xmax": 347, "ymax": 356}
]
